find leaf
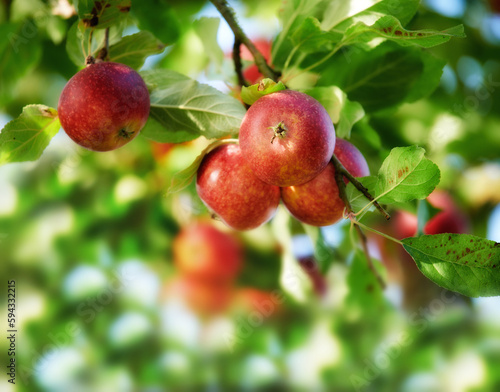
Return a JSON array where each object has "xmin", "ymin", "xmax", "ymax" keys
[
  {"xmin": 319, "ymin": 42, "xmax": 445, "ymax": 112},
  {"xmin": 78, "ymin": 0, "xmax": 131, "ymax": 29},
  {"xmin": 304, "ymin": 86, "xmax": 364, "ymax": 139},
  {"xmin": 302, "ymin": 224, "xmax": 335, "ymax": 273},
  {"xmin": 141, "ymin": 69, "xmax": 246, "ymax": 142},
  {"xmin": 166, "ymin": 140, "xmax": 237, "ymax": 195},
  {"xmin": 345, "ymin": 176, "xmax": 378, "ymax": 214},
  {"xmin": 131, "ymin": 0, "xmax": 181, "ymax": 45},
  {"xmin": 290, "ymin": 16, "xmax": 342, "ymax": 54},
  {"xmin": 375, "ymin": 146, "xmax": 440, "ymax": 204},
  {"xmin": 140, "ymin": 117, "xmax": 198, "ymax": 144},
  {"xmin": 108, "ymin": 31, "xmax": 166, "ymax": 70},
  {"xmin": 0, "ymin": 22, "xmax": 42, "ymax": 105},
  {"xmin": 343, "ymin": 15, "xmax": 465, "ymax": 49},
  {"xmin": 193, "ymin": 17, "xmax": 224, "ymax": 69},
  {"xmin": 241, "ymin": 79, "xmax": 287, "ymax": 106},
  {"xmin": 402, "ymin": 234, "xmax": 500, "ymax": 297},
  {"xmin": 66, "ymin": 21, "xmax": 105, "ymax": 66},
  {"xmin": 0, "ymin": 105, "xmax": 60, "ymax": 165}
]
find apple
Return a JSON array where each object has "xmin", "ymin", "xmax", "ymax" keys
[
  {"xmin": 393, "ymin": 190, "xmax": 470, "ymax": 239},
  {"xmin": 58, "ymin": 62, "xmax": 150, "ymax": 151},
  {"xmin": 196, "ymin": 144, "xmax": 281, "ymax": 230},
  {"xmin": 232, "ymin": 288, "xmax": 282, "ymax": 316},
  {"xmin": 163, "ymin": 276, "xmax": 234, "ymax": 315},
  {"xmin": 150, "ymin": 141, "xmax": 175, "ymax": 162},
  {"xmin": 239, "ymin": 90, "xmax": 336, "ymax": 187},
  {"xmin": 281, "ymin": 139, "xmax": 369, "ymax": 226},
  {"xmin": 172, "ymin": 222, "xmax": 242, "ymax": 281}
]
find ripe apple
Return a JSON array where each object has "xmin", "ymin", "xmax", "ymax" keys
[
  {"xmin": 232, "ymin": 288, "xmax": 282, "ymax": 316},
  {"xmin": 172, "ymin": 222, "xmax": 242, "ymax": 281},
  {"xmin": 58, "ymin": 62, "xmax": 150, "ymax": 151},
  {"xmin": 281, "ymin": 139, "xmax": 369, "ymax": 226},
  {"xmin": 239, "ymin": 90, "xmax": 336, "ymax": 187},
  {"xmin": 393, "ymin": 190, "xmax": 470, "ymax": 239},
  {"xmin": 196, "ymin": 144, "xmax": 281, "ymax": 230}
]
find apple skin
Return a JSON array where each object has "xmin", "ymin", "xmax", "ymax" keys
[
  {"xmin": 196, "ymin": 144, "xmax": 281, "ymax": 230},
  {"xmin": 58, "ymin": 62, "xmax": 150, "ymax": 152},
  {"xmin": 393, "ymin": 190, "xmax": 470, "ymax": 239},
  {"xmin": 239, "ymin": 90, "xmax": 336, "ymax": 187},
  {"xmin": 281, "ymin": 139, "xmax": 369, "ymax": 226},
  {"xmin": 172, "ymin": 222, "xmax": 242, "ymax": 281}
]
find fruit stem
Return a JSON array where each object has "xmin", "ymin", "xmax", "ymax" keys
[
  {"xmin": 269, "ymin": 121, "xmax": 287, "ymax": 144},
  {"xmin": 97, "ymin": 27, "xmax": 110, "ymax": 61},
  {"xmin": 333, "ymin": 156, "xmax": 386, "ymax": 289},
  {"xmin": 85, "ymin": 56, "xmax": 96, "ymax": 66},
  {"xmin": 210, "ymin": 0, "xmax": 279, "ymax": 81},
  {"xmin": 331, "ymin": 154, "xmax": 390, "ymax": 221},
  {"xmin": 232, "ymin": 37, "xmax": 248, "ymax": 89}
]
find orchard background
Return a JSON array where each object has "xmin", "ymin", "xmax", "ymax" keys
[{"xmin": 1, "ymin": 0, "xmax": 500, "ymax": 390}]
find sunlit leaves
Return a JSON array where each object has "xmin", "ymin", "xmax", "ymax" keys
[
  {"xmin": 141, "ymin": 69, "xmax": 246, "ymax": 142},
  {"xmin": 241, "ymin": 79, "xmax": 287, "ymax": 105},
  {"xmin": 108, "ymin": 31, "xmax": 165, "ymax": 70},
  {"xmin": 193, "ymin": 17, "xmax": 224, "ymax": 69},
  {"xmin": 0, "ymin": 105, "xmax": 60, "ymax": 165},
  {"xmin": 403, "ymin": 234, "xmax": 500, "ymax": 297}
]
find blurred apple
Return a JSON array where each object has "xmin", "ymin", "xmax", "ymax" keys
[
  {"xmin": 150, "ymin": 141, "xmax": 175, "ymax": 162},
  {"xmin": 233, "ymin": 288, "xmax": 282, "ymax": 317},
  {"xmin": 239, "ymin": 39, "xmax": 272, "ymax": 84},
  {"xmin": 172, "ymin": 222, "xmax": 243, "ymax": 281}
]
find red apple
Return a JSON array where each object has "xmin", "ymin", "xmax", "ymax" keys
[
  {"xmin": 172, "ymin": 222, "xmax": 242, "ymax": 281},
  {"xmin": 239, "ymin": 39, "xmax": 272, "ymax": 84},
  {"xmin": 239, "ymin": 90, "xmax": 336, "ymax": 187},
  {"xmin": 281, "ymin": 139, "xmax": 369, "ymax": 226},
  {"xmin": 393, "ymin": 190, "xmax": 470, "ymax": 239},
  {"xmin": 58, "ymin": 62, "xmax": 150, "ymax": 151},
  {"xmin": 232, "ymin": 288, "xmax": 282, "ymax": 316},
  {"xmin": 196, "ymin": 144, "xmax": 281, "ymax": 230}
]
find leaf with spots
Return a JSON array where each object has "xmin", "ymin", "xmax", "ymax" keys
[
  {"xmin": 403, "ymin": 234, "xmax": 500, "ymax": 297},
  {"xmin": 343, "ymin": 15, "xmax": 465, "ymax": 49},
  {"xmin": 78, "ymin": 0, "xmax": 131, "ymax": 29},
  {"xmin": 141, "ymin": 69, "xmax": 246, "ymax": 142},
  {"xmin": 375, "ymin": 146, "xmax": 440, "ymax": 204},
  {"xmin": 0, "ymin": 105, "xmax": 60, "ymax": 166}
]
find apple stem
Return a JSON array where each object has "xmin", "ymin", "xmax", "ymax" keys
[
  {"xmin": 210, "ymin": 0, "xmax": 279, "ymax": 81},
  {"xmin": 332, "ymin": 155, "xmax": 387, "ymax": 289},
  {"xmin": 269, "ymin": 121, "xmax": 287, "ymax": 144},
  {"xmin": 97, "ymin": 27, "xmax": 110, "ymax": 62},
  {"xmin": 85, "ymin": 56, "xmax": 96, "ymax": 66},
  {"xmin": 232, "ymin": 37, "xmax": 248, "ymax": 89}
]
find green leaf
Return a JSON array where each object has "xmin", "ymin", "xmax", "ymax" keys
[
  {"xmin": 193, "ymin": 17, "xmax": 224, "ymax": 69},
  {"xmin": 376, "ymin": 146, "xmax": 440, "ymax": 204},
  {"xmin": 108, "ymin": 31, "xmax": 165, "ymax": 70},
  {"xmin": 78, "ymin": 0, "xmax": 131, "ymax": 29},
  {"xmin": 241, "ymin": 79, "xmax": 287, "ymax": 106},
  {"xmin": 334, "ymin": 0, "xmax": 421, "ymax": 31},
  {"xmin": 346, "ymin": 251, "xmax": 385, "ymax": 312},
  {"xmin": 302, "ymin": 224, "xmax": 335, "ymax": 273},
  {"xmin": 345, "ymin": 176, "xmax": 378, "ymax": 214},
  {"xmin": 131, "ymin": 0, "xmax": 181, "ymax": 45},
  {"xmin": 166, "ymin": 139, "xmax": 236, "ymax": 195},
  {"xmin": 0, "ymin": 22, "xmax": 42, "ymax": 104},
  {"xmin": 140, "ymin": 117, "xmax": 198, "ymax": 144},
  {"xmin": 290, "ymin": 16, "xmax": 341, "ymax": 54},
  {"xmin": 141, "ymin": 69, "xmax": 246, "ymax": 142},
  {"xmin": 319, "ymin": 42, "xmax": 445, "ymax": 112},
  {"xmin": 343, "ymin": 16, "xmax": 465, "ymax": 49},
  {"xmin": 304, "ymin": 86, "xmax": 364, "ymax": 139},
  {"xmin": 0, "ymin": 105, "xmax": 60, "ymax": 165},
  {"xmin": 402, "ymin": 234, "xmax": 500, "ymax": 297}
]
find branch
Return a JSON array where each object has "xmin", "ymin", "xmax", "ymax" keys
[
  {"xmin": 210, "ymin": 0, "xmax": 279, "ymax": 81},
  {"xmin": 332, "ymin": 156, "xmax": 386, "ymax": 289},
  {"xmin": 331, "ymin": 154, "xmax": 390, "ymax": 221},
  {"xmin": 232, "ymin": 37, "xmax": 248, "ymax": 88}
]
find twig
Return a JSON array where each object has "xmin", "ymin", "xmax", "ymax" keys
[
  {"xmin": 332, "ymin": 157, "xmax": 386, "ymax": 289},
  {"xmin": 331, "ymin": 154, "xmax": 390, "ymax": 221},
  {"xmin": 210, "ymin": 0, "xmax": 279, "ymax": 81},
  {"xmin": 97, "ymin": 27, "xmax": 110, "ymax": 61},
  {"xmin": 232, "ymin": 37, "xmax": 248, "ymax": 88}
]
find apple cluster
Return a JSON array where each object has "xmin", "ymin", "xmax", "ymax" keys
[{"xmin": 196, "ymin": 90, "xmax": 370, "ymax": 230}]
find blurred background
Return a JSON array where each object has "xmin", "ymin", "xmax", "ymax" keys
[{"xmin": 1, "ymin": 0, "xmax": 500, "ymax": 391}]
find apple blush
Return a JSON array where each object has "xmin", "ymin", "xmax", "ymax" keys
[
  {"xmin": 196, "ymin": 144, "xmax": 281, "ymax": 231},
  {"xmin": 239, "ymin": 90, "xmax": 336, "ymax": 187},
  {"xmin": 58, "ymin": 61, "xmax": 150, "ymax": 152}
]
